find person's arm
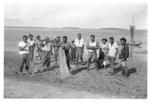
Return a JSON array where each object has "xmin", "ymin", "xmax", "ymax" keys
[
  {"xmin": 19, "ymin": 43, "xmax": 28, "ymax": 51},
  {"xmin": 95, "ymin": 42, "xmax": 99, "ymax": 50},
  {"xmin": 86, "ymin": 42, "xmax": 90, "ymax": 49},
  {"xmin": 115, "ymin": 43, "xmax": 119, "ymax": 57},
  {"xmin": 65, "ymin": 43, "xmax": 71, "ymax": 50}
]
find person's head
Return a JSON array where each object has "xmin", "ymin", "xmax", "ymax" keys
[
  {"xmin": 72, "ymin": 40, "xmax": 75, "ymax": 44},
  {"xmin": 37, "ymin": 35, "xmax": 40, "ymax": 40},
  {"xmin": 29, "ymin": 34, "xmax": 33, "ymax": 40},
  {"xmin": 23, "ymin": 35, "xmax": 28, "ymax": 42},
  {"xmin": 77, "ymin": 33, "xmax": 82, "ymax": 39},
  {"xmin": 57, "ymin": 36, "xmax": 61, "ymax": 41},
  {"xmin": 102, "ymin": 38, "xmax": 107, "ymax": 44},
  {"xmin": 109, "ymin": 37, "xmax": 114, "ymax": 44},
  {"xmin": 90, "ymin": 34, "xmax": 95, "ymax": 42},
  {"xmin": 120, "ymin": 37, "xmax": 127, "ymax": 45},
  {"xmin": 62, "ymin": 36, "xmax": 67, "ymax": 42},
  {"xmin": 45, "ymin": 37, "xmax": 49, "ymax": 42}
]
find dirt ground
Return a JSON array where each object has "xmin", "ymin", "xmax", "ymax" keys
[{"xmin": 4, "ymin": 50, "xmax": 147, "ymax": 98}]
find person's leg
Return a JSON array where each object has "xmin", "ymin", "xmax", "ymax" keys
[
  {"xmin": 87, "ymin": 52, "xmax": 92, "ymax": 71},
  {"xmin": 110, "ymin": 57, "xmax": 115, "ymax": 74},
  {"xmin": 19, "ymin": 55, "xmax": 26, "ymax": 73},
  {"xmin": 25, "ymin": 54, "xmax": 30, "ymax": 74},
  {"xmin": 80, "ymin": 48, "xmax": 83, "ymax": 62},
  {"xmin": 65, "ymin": 51, "xmax": 71, "ymax": 72},
  {"xmin": 92, "ymin": 52, "xmax": 98, "ymax": 70},
  {"xmin": 79, "ymin": 48, "xmax": 83, "ymax": 63},
  {"xmin": 103, "ymin": 55, "xmax": 107, "ymax": 68},
  {"xmin": 121, "ymin": 60, "xmax": 128, "ymax": 76},
  {"xmin": 39, "ymin": 48, "xmax": 42, "ymax": 60},
  {"xmin": 76, "ymin": 47, "xmax": 79, "ymax": 64},
  {"xmin": 54, "ymin": 48, "xmax": 58, "ymax": 65},
  {"xmin": 31, "ymin": 47, "xmax": 34, "ymax": 62}
]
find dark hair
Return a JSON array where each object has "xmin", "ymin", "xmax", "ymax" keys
[
  {"xmin": 23, "ymin": 35, "xmax": 28, "ymax": 39},
  {"xmin": 57, "ymin": 36, "xmax": 60, "ymax": 38},
  {"xmin": 102, "ymin": 38, "xmax": 107, "ymax": 42},
  {"xmin": 63, "ymin": 36, "xmax": 67, "ymax": 39},
  {"xmin": 109, "ymin": 37, "xmax": 114, "ymax": 40},
  {"xmin": 120, "ymin": 37, "xmax": 126, "ymax": 42},
  {"xmin": 29, "ymin": 34, "xmax": 33, "ymax": 37},
  {"xmin": 37, "ymin": 35, "xmax": 40, "ymax": 38},
  {"xmin": 78, "ymin": 33, "xmax": 81, "ymax": 35},
  {"xmin": 90, "ymin": 34, "xmax": 95, "ymax": 38}
]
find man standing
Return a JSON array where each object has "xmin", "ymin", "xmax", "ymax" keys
[
  {"xmin": 18, "ymin": 35, "xmax": 30, "ymax": 75},
  {"xmin": 41, "ymin": 37, "xmax": 52, "ymax": 70},
  {"xmin": 118, "ymin": 37, "xmax": 129, "ymax": 76},
  {"xmin": 61, "ymin": 36, "xmax": 71, "ymax": 72},
  {"xmin": 108, "ymin": 37, "xmax": 119, "ymax": 75},
  {"xmin": 75, "ymin": 33, "xmax": 84, "ymax": 64},
  {"xmin": 27, "ymin": 34, "xmax": 35, "ymax": 64},
  {"xmin": 35, "ymin": 35, "xmax": 42, "ymax": 60},
  {"xmin": 53, "ymin": 36, "xmax": 61, "ymax": 66},
  {"xmin": 86, "ymin": 35, "xmax": 99, "ymax": 71},
  {"xmin": 101, "ymin": 38, "xmax": 109, "ymax": 68}
]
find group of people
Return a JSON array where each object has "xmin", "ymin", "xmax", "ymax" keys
[{"xmin": 18, "ymin": 33, "xmax": 129, "ymax": 77}]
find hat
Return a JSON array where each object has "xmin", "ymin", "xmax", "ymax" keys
[
  {"xmin": 120, "ymin": 37, "xmax": 126, "ymax": 42},
  {"xmin": 102, "ymin": 38, "xmax": 107, "ymax": 42}
]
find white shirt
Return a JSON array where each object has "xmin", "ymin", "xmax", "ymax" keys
[
  {"xmin": 18, "ymin": 41, "xmax": 29, "ymax": 55},
  {"xmin": 108, "ymin": 42, "xmax": 118, "ymax": 57},
  {"xmin": 88, "ymin": 41, "xmax": 98, "ymax": 53},
  {"xmin": 27, "ymin": 39, "xmax": 35, "ymax": 47},
  {"xmin": 75, "ymin": 38, "xmax": 84, "ymax": 48},
  {"xmin": 101, "ymin": 43, "xmax": 108, "ymax": 54},
  {"xmin": 42, "ymin": 43, "xmax": 51, "ymax": 51}
]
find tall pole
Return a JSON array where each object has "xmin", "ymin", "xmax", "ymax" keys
[
  {"xmin": 130, "ymin": 15, "xmax": 135, "ymax": 58},
  {"xmin": 130, "ymin": 25, "xmax": 135, "ymax": 58}
]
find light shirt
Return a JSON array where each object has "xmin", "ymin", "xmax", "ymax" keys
[
  {"xmin": 42, "ymin": 42, "xmax": 51, "ymax": 51},
  {"xmin": 35, "ymin": 40, "xmax": 42, "ymax": 48},
  {"xmin": 27, "ymin": 39, "xmax": 35, "ymax": 47},
  {"xmin": 18, "ymin": 41, "xmax": 29, "ymax": 55},
  {"xmin": 108, "ymin": 42, "xmax": 118, "ymax": 57},
  {"xmin": 88, "ymin": 41, "xmax": 98, "ymax": 53},
  {"xmin": 101, "ymin": 43, "xmax": 109, "ymax": 55},
  {"xmin": 75, "ymin": 38, "xmax": 84, "ymax": 48}
]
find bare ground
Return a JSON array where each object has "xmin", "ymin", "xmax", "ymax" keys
[{"xmin": 4, "ymin": 51, "xmax": 147, "ymax": 98}]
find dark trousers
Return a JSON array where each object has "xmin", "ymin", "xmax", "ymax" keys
[
  {"xmin": 19, "ymin": 54, "xmax": 30, "ymax": 72},
  {"xmin": 70, "ymin": 47, "xmax": 76, "ymax": 62},
  {"xmin": 42, "ymin": 51, "xmax": 51, "ymax": 67},
  {"xmin": 29, "ymin": 46, "xmax": 34, "ymax": 62},
  {"xmin": 64, "ymin": 50, "xmax": 70, "ymax": 71}
]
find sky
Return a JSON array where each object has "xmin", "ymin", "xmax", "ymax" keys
[{"xmin": 4, "ymin": 3, "xmax": 147, "ymax": 29}]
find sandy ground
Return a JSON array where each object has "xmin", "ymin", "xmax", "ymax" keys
[
  {"xmin": 5, "ymin": 77, "xmax": 113, "ymax": 98},
  {"xmin": 4, "ymin": 50, "xmax": 147, "ymax": 98}
]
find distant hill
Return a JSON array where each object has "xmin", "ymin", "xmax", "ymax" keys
[
  {"xmin": 100, "ymin": 27, "xmax": 147, "ymax": 31},
  {"xmin": 61, "ymin": 27, "xmax": 80, "ymax": 29},
  {"xmin": 100, "ymin": 28, "xmax": 128, "ymax": 30},
  {"xmin": 4, "ymin": 26, "xmax": 147, "ymax": 32},
  {"xmin": 5, "ymin": 26, "xmax": 49, "ymax": 29}
]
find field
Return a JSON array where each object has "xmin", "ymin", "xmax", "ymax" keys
[{"xmin": 4, "ymin": 27, "xmax": 147, "ymax": 98}]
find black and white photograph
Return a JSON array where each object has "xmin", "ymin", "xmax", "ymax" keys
[{"xmin": 3, "ymin": 0, "xmax": 147, "ymax": 99}]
